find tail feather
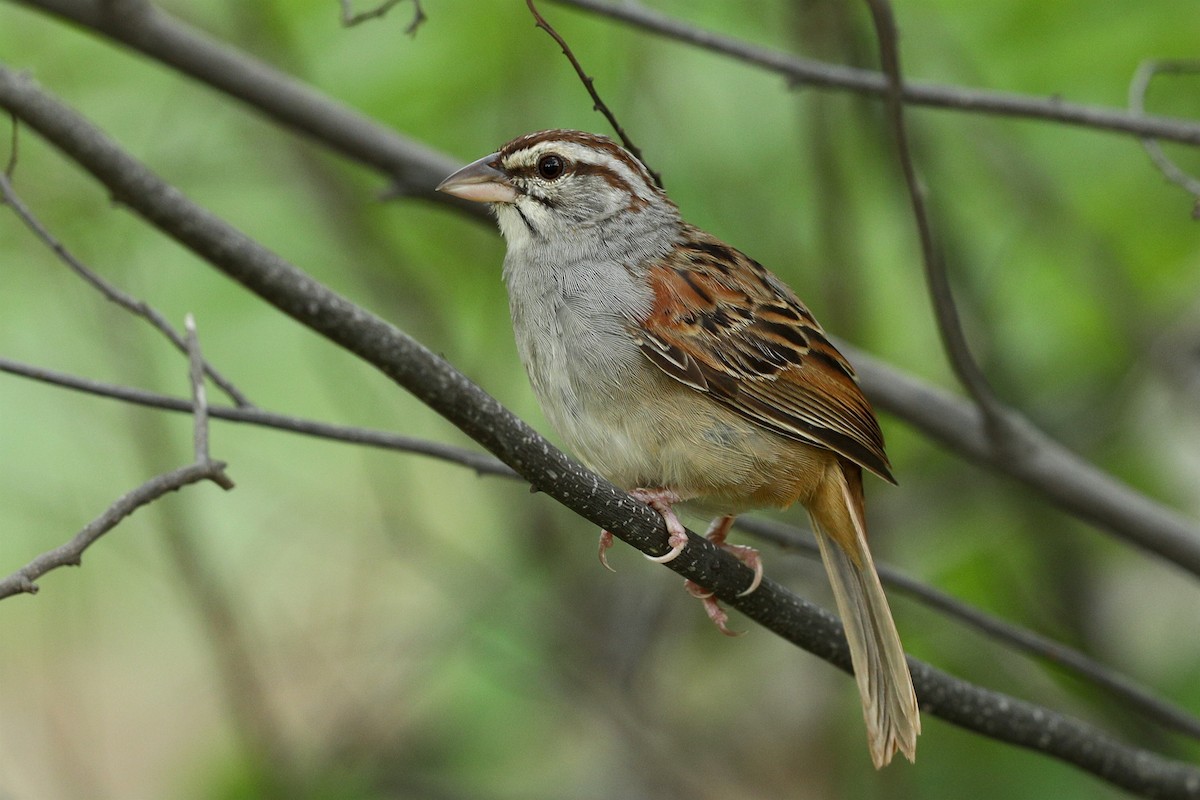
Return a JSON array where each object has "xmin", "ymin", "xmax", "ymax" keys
[{"xmin": 809, "ymin": 464, "xmax": 920, "ymax": 768}]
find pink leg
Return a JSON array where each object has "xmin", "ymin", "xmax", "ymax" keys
[
  {"xmin": 629, "ymin": 488, "xmax": 689, "ymax": 564},
  {"xmin": 705, "ymin": 515, "xmax": 763, "ymax": 597},
  {"xmin": 597, "ymin": 488, "xmax": 689, "ymax": 571},
  {"xmin": 684, "ymin": 579, "xmax": 740, "ymax": 637},
  {"xmin": 681, "ymin": 515, "xmax": 763, "ymax": 637}
]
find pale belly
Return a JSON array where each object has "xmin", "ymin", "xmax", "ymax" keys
[{"xmin": 522, "ymin": 328, "xmax": 826, "ymax": 513}]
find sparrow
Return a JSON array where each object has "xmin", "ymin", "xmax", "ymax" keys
[{"xmin": 437, "ymin": 129, "xmax": 919, "ymax": 767}]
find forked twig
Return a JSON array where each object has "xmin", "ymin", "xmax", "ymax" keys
[
  {"xmin": 339, "ymin": 0, "xmax": 426, "ymax": 34},
  {"xmin": 524, "ymin": 0, "xmax": 663, "ymax": 188},
  {"xmin": 0, "ymin": 135, "xmax": 253, "ymax": 408},
  {"xmin": 0, "ymin": 317, "xmax": 233, "ymax": 599}
]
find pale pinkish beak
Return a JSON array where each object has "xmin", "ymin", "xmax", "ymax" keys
[{"xmin": 436, "ymin": 153, "xmax": 519, "ymax": 204}]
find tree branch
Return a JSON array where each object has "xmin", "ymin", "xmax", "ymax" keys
[
  {"xmin": 5, "ymin": 0, "xmax": 479, "ymax": 209},
  {"xmin": 0, "ymin": 315, "xmax": 233, "ymax": 599},
  {"xmin": 338, "ymin": 0, "xmax": 425, "ymax": 34},
  {"xmin": 841, "ymin": 342, "xmax": 1200, "ymax": 579},
  {"xmin": 0, "ymin": 163, "xmax": 252, "ymax": 406},
  {"xmin": 0, "ymin": 461, "xmax": 230, "ymax": 599},
  {"xmin": 7, "ymin": 351, "xmax": 1198, "ymax": 743},
  {"xmin": 0, "ymin": 356, "xmax": 516, "ymax": 478},
  {"xmin": 861, "ymin": 0, "xmax": 1013, "ymax": 444},
  {"xmin": 3, "ymin": 63, "xmax": 1199, "ymax": 798},
  {"xmin": 549, "ymin": 0, "xmax": 1200, "ymax": 147},
  {"xmin": 739, "ymin": 516, "xmax": 1200, "ymax": 742}
]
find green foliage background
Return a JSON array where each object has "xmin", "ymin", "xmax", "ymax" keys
[{"xmin": 1, "ymin": 1, "xmax": 1198, "ymax": 797}]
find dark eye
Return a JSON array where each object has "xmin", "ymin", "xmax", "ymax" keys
[{"xmin": 537, "ymin": 154, "xmax": 565, "ymax": 180}]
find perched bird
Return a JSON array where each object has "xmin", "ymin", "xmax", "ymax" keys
[{"xmin": 437, "ymin": 129, "xmax": 919, "ymax": 767}]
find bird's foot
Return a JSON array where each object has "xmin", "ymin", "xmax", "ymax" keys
[
  {"xmin": 704, "ymin": 515, "xmax": 763, "ymax": 597},
  {"xmin": 684, "ymin": 580, "xmax": 741, "ymax": 636}
]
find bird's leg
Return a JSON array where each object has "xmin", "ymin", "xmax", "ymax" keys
[
  {"xmin": 680, "ymin": 515, "xmax": 760, "ymax": 636},
  {"xmin": 597, "ymin": 487, "xmax": 689, "ymax": 570},
  {"xmin": 634, "ymin": 488, "xmax": 689, "ymax": 563},
  {"xmin": 684, "ymin": 579, "xmax": 740, "ymax": 637},
  {"xmin": 704, "ymin": 515, "xmax": 763, "ymax": 597}
]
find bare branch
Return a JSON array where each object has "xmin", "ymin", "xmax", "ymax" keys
[
  {"xmin": 860, "ymin": 0, "xmax": 1012, "ymax": 442},
  {"xmin": 841, "ymin": 341, "xmax": 1200, "ymax": 579},
  {"xmin": 0, "ymin": 461, "xmax": 228, "ymax": 599},
  {"xmin": 184, "ymin": 315, "xmax": 234, "ymax": 491},
  {"xmin": 1129, "ymin": 59, "xmax": 1200, "ymax": 217},
  {"xmin": 524, "ymin": 0, "xmax": 662, "ymax": 187},
  {"xmin": 3, "ymin": 65, "xmax": 1199, "ymax": 796},
  {"xmin": 338, "ymin": 0, "xmax": 425, "ymax": 34},
  {"xmin": 0, "ymin": 156, "xmax": 252, "ymax": 407},
  {"xmin": 0, "ymin": 306, "xmax": 235, "ymax": 600},
  {"xmin": 6, "ymin": 0, "xmax": 477, "ymax": 207},
  {"xmin": 7, "ymin": 352, "xmax": 1199, "ymax": 743},
  {"xmin": 549, "ymin": 0, "xmax": 1200, "ymax": 147},
  {"xmin": 0, "ymin": 356, "xmax": 516, "ymax": 478}
]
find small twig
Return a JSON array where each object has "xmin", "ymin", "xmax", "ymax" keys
[
  {"xmin": 338, "ymin": 0, "xmax": 425, "ymax": 34},
  {"xmin": 0, "ymin": 461, "xmax": 229, "ymax": 599},
  {"xmin": 184, "ymin": 314, "xmax": 234, "ymax": 492},
  {"xmin": 0, "ymin": 356, "xmax": 517, "ymax": 478},
  {"xmin": 1129, "ymin": 60, "xmax": 1200, "ymax": 218},
  {"xmin": 0, "ymin": 168, "xmax": 252, "ymax": 408},
  {"xmin": 4, "ymin": 110, "xmax": 16, "ymax": 176},
  {"xmin": 861, "ymin": 0, "xmax": 1014, "ymax": 445},
  {"xmin": 524, "ymin": 0, "xmax": 663, "ymax": 188}
]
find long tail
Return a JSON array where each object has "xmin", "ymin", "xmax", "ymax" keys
[{"xmin": 808, "ymin": 461, "xmax": 920, "ymax": 768}]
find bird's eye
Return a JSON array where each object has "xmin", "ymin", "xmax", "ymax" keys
[{"xmin": 537, "ymin": 154, "xmax": 565, "ymax": 180}]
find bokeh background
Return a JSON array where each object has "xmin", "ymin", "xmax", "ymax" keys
[{"xmin": 2, "ymin": 1, "xmax": 1199, "ymax": 797}]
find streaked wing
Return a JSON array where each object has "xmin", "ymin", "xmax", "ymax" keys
[{"xmin": 633, "ymin": 225, "xmax": 895, "ymax": 483}]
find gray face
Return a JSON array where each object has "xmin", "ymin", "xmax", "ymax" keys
[{"xmin": 489, "ymin": 131, "xmax": 674, "ymax": 242}]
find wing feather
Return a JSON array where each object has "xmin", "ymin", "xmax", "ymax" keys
[{"xmin": 632, "ymin": 225, "xmax": 895, "ymax": 483}]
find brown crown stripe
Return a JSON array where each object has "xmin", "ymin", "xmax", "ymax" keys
[{"xmin": 499, "ymin": 129, "xmax": 656, "ymax": 190}]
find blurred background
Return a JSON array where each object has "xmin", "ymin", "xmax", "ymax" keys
[{"xmin": 1, "ymin": 1, "xmax": 1199, "ymax": 797}]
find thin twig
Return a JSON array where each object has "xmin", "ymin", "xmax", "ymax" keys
[
  {"xmin": 4, "ymin": 110, "xmax": 16, "ymax": 175},
  {"xmin": 548, "ymin": 0, "xmax": 1200, "ymax": 147},
  {"xmin": 862, "ymin": 0, "xmax": 1013, "ymax": 446},
  {"xmin": 1129, "ymin": 59, "xmax": 1200, "ymax": 218},
  {"xmin": 338, "ymin": 0, "xmax": 425, "ymax": 34},
  {"xmin": 0, "ymin": 164, "xmax": 253, "ymax": 407},
  {"xmin": 0, "ymin": 461, "xmax": 229, "ymax": 599},
  {"xmin": 184, "ymin": 314, "xmax": 234, "ymax": 490},
  {"xmin": 0, "ymin": 356, "xmax": 517, "ymax": 478},
  {"xmin": 524, "ymin": 0, "xmax": 663, "ymax": 188}
]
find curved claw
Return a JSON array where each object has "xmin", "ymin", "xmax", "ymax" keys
[
  {"xmin": 702, "ymin": 517, "xmax": 762, "ymax": 597},
  {"xmin": 627, "ymin": 488, "xmax": 690, "ymax": 564},
  {"xmin": 732, "ymin": 547, "xmax": 764, "ymax": 597},
  {"xmin": 644, "ymin": 533, "xmax": 687, "ymax": 564},
  {"xmin": 597, "ymin": 530, "xmax": 617, "ymax": 573}
]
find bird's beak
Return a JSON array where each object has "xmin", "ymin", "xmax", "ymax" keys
[{"xmin": 436, "ymin": 153, "xmax": 518, "ymax": 204}]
